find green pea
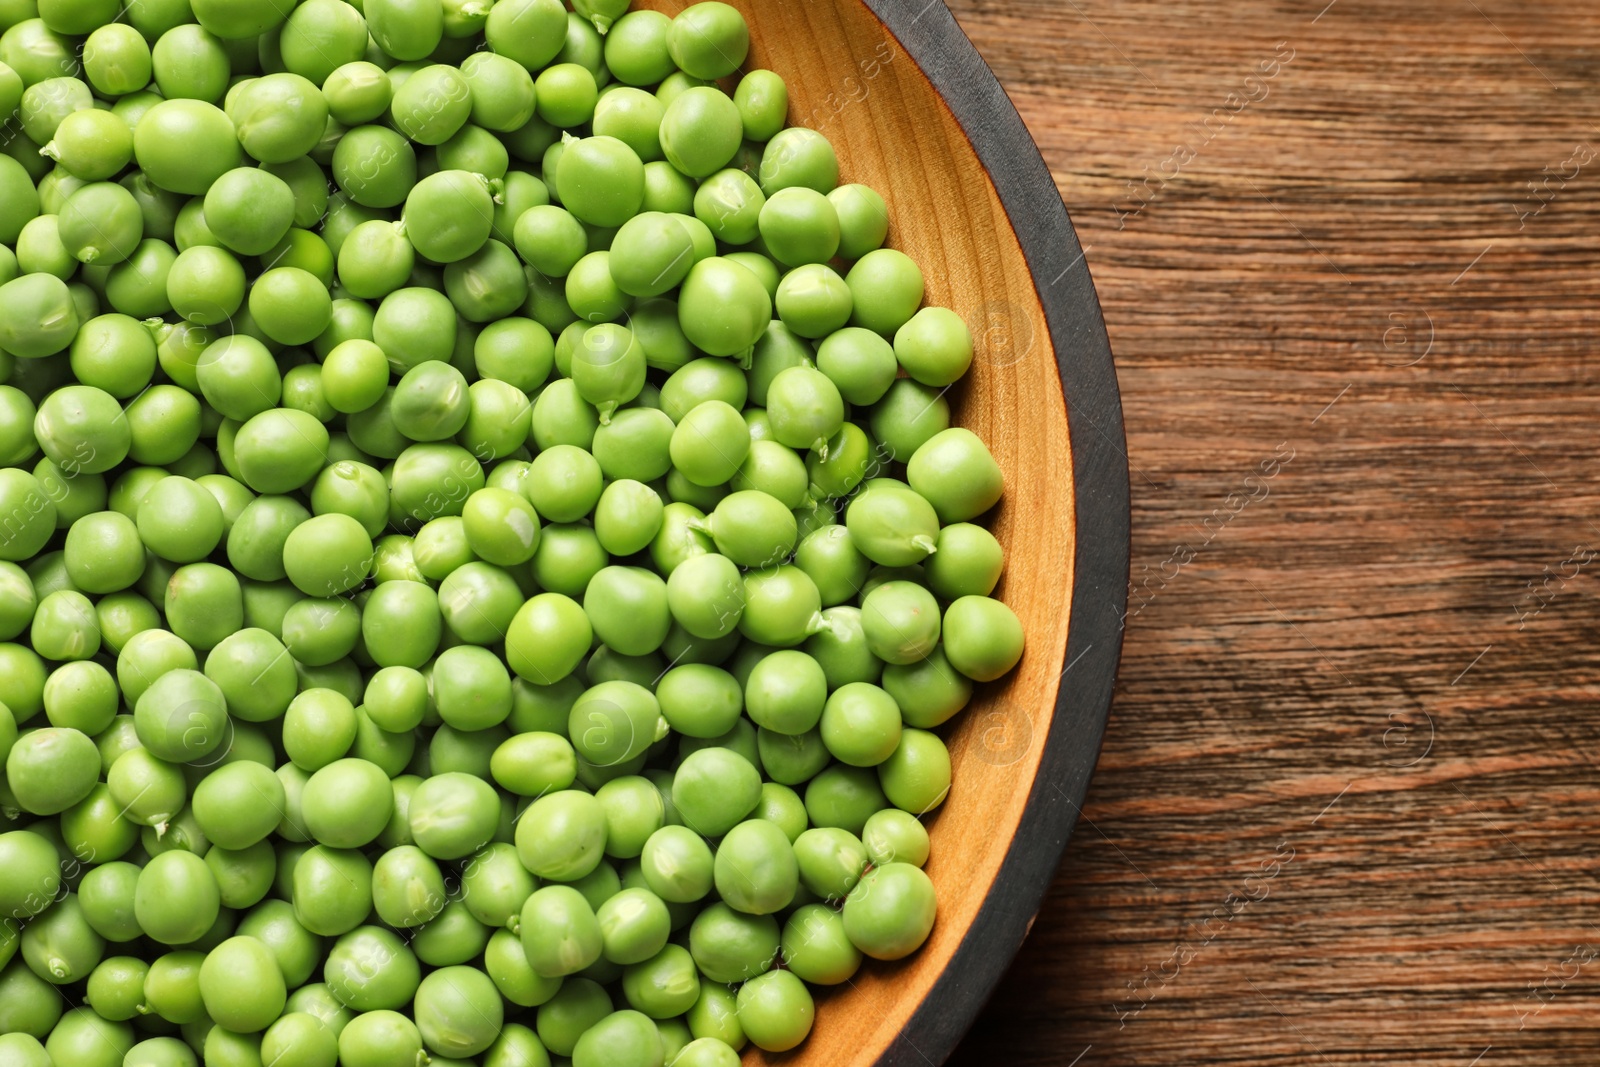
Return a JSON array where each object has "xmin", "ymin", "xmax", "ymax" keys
[
  {"xmin": 758, "ymin": 127, "xmax": 839, "ymax": 196},
  {"xmin": 260, "ymin": 1013, "xmax": 337, "ymax": 1067},
  {"xmin": 484, "ymin": 933, "xmax": 561, "ymax": 1010},
  {"xmin": 737, "ymin": 564, "xmax": 823, "ymax": 647},
  {"xmin": 132, "ymin": 99, "xmax": 242, "ymax": 196},
  {"xmin": 197, "ymin": 934, "xmax": 286, "ymax": 1033},
  {"xmin": 19, "ymin": 892, "xmax": 103, "ymax": 984},
  {"xmin": 332, "ymin": 125, "xmax": 417, "ymax": 209},
  {"xmin": 659, "ymin": 86, "xmax": 741, "ymax": 179},
  {"xmin": 638, "ymin": 160, "xmax": 693, "ymax": 218},
  {"xmin": 408, "ymin": 771, "xmax": 499, "ymax": 860},
  {"xmin": 941, "ymin": 593, "xmax": 1026, "ymax": 683},
  {"xmin": 556, "ymin": 134, "xmax": 643, "ymax": 227},
  {"xmin": 444, "ymin": 237, "xmax": 527, "ymax": 322},
  {"xmin": 135, "ymin": 850, "xmax": 220, "ymax": 946},
  {"xmin": 277, "ymin": 512, "xmax": 372, "ymax": 598},
  {"xmin": 238, "ymin": 899, "xmax": 324, "ymax": 989},
  {"xmin": 411, "ymin": 895, "xmax": 494, "ymax": 967},
  {"xmin": 841, "ymin": 860, "xmax": 936, "ymax": 963},
  {"xmin": 454, "ymin": 842, "xmax": 534, "ymax": 929},
  {"xmin": 756, "ymin": 783, "xmax": 816, "ymax": 845},
  {"xmin": 0, "ymin": 468, "xmax": 56, "ymax": 563},
  {"xmin": 775, "ymin": 264, "xmax": 851, "ymax": 339},
  {"xmin": 517, "ymin": 884, "xmax": 601, "ymax": 980},
  {"xmin": 0, "ymin": 272, "xmax": 79, "ymax": 358},
  {"xmin": 20, "ymin": 76, "xmax": 94, "ymax": 148},
  {"xmin": 82, "ymin": 24, "xmax": 152, "ymax": 97},
  {"xmin": 690, "ymin": 492, "xmax": 784, "ymax": 570},
  {"xmin": 338, "ymin": 1009, "xmax": 424, "ymax": 1067},
  {"xmin": 297, "ymin": 757, "xmax": 392, "ymax": 849},
  {"xmin": 686, "ymin": 902, "xmax": 775, "ymax": 985},
  {"xmin": 0, "ymin": 958, "xmax": 63, "ymax": 1038},
  {"xmin": 388, "ymin": 359, "xmax": 468, "ymax": 444},
  {"xmin": 291, "ymin": 844, "xmax": 373, "ymax": 937},
  {"xmin": 844, "ymin": 480, "xmax": 939, "ymax": 567},
  {"xmin": 279, "ymin": 0, "xmax": 367, "ymax": 84},
  {"xmin": 676, "ymin": 256, "xmax": 770, "ymax": 360},
  {"xmin": 40, "ymin": 107, "xmax": 131, "ymax": 181},
  {"xmin": 533, "ymin": 60, "xmax": 596, "ymax": 126},
  {"xmin": 28, "ymin": 588, "xmax": 98, "ymax": 660},
  {"xmin": 401, "ymin": 168, "xmax": 493, "ymax": 262},
  {"xmin": 187, "ymin": 759, "xmax": 283, "ymax": 850},
  {"xmin": 727, "ymin": 68, "xmax": 785, "ymax": 143},
  {"xmin": 248, "ymin": 266, "xmax": 332, "ymax": 346},
  {"xmin": 671, "ymin": 746, "xmax": 759, "ymax": 838},
  {"xmin": 430, "ymin": 563, "xmax": 513, "ymax": 647},
  {"xmin": 593, "ymin": 479, "xmax": 663, "ymax": 557},
  {"xmin": 512, "ymin": 203, "xmax": 586, "ymax": 279},
  {"xmin": 8, "ymin": 725, "xmax": 98, "ymax": 814},
  {"xmin": 592, "ymin": 86, "xmax": 662, "ymax": 162},
  {"xmin": 758, "ymin": 188, "xmax": 839, "ymax": 268},
  {"xmin": 712, "ymin": 818, "xmax": 797, "ymax": 916},
  {"xmin": 229, "ymin": 78, "xmax": 327, "ymax": 171},
  {"xmin": 365, "ymin": 0, "xmax": 443, "ymax": 60},
  {"xmin": 690, "ymin": 170, "xmax": 764, "ymax": 254},
  {"xmin": 325, "ymin": 925, "xmax": 421, "ymax": 1010},
  {"xmin": 323, "ymin": 62, "xmax": 393, "ymax": 126},
  {"xmin": 668, "ymin": 2, "xmax": 747, "ymax": 80},
  {"xmin": 45, "ymin": 1007, "xmax": 135, "ymax": 1067},
  {"xmin": 604, "ymin": 10, "xmax": 672, "ymax": 85},
  {"xmin": 670, "ymin": 399, "xmax": 750, "ymax": 488},
  {"xmin": 582, "ymin": 567, "xmax": 671, "ymax": 658},
  {"xmin": 412, "ymin": 966, "xmax": 499, "ymax": 1062},
  {"xmin": 199, "ymin": 168, "xmax": 293, "ymax": 256}
]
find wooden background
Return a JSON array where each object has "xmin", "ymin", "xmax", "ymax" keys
[{"xmin": 941, "ymin": 0, "xmax": 1600, "ymax": 1063}]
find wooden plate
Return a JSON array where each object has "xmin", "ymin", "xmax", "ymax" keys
[{"xmin": 639, "ymin": 0, "xmax": 1130, "ymax": 1061}]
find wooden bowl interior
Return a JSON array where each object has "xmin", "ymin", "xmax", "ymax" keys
[{"xmin": 636, "ymin": 1, "xmax": 1079, "ymax": 1061}]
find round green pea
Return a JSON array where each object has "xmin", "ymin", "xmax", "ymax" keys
[{"xmin": 659, "ymin": 86, "xmax": 742, "ymax": 179}]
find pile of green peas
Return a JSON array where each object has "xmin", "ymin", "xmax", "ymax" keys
[{"xmin": 0, "ymin": 0, "xmax": 1028, "ymax": 1061}]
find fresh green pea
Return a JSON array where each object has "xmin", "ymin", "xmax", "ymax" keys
[
  {"xmin": 659, "ymin": 85, "xmax": 741, "ymax": 180},
  {"xmin": 103, "ymin": 742, "xmax": 181, "ymax": 831},
  {"xmin": 803, "ymin": 762, "xmax": 887, "ymax": 836},
  {"xmin": 513, "ymin": 203, "xmax": 587, "ymax": 278},
  {"xmin": 338, "ymin": 1009, "xmax": 425, "ymax": 1067},
  {"xmin": 533, "ymin": 60, "xmax": 596, "ymax": 126},
  {"xmin": 942, "ymin": 593, "xmax": 1025, "ymax": 681},
  {"xmin": 603, "ymin": 9, "xmax": 672, "ymax": 85},
  {"xmin": 595, "ymin": 886, "xmax": 670, "ymax": 967},
  {"xmin": 278, "ymin": 0, "xmax": 366, "ymax": 84},
  {"xmin": 232, "ymin": 73, "xmax": 329, "ymax": 164},
  {"xmin": 759, "ymin": 126, "xmax": 839, "ymax": 196},
  {"xmin": 842, "ymin": 860, "xmax": 936, "ymax": 962},
  {"xmin": 260, "ymin": 1013, "xmax": 337, "ymax": 1067},
  {"xmin": 332, "ymin": 125, "xmax": 417, "ymax": 209},
  {"xmin": 413, "ymin": 965, "xmax": 503, "ymax": 1058},
  {"xmin": 758, "ymin": 187, "xmax": 838, "ymax": 267},
  {"xmin": 668, "ymin": 2, "xmax": 747, "ymax": 80},
  {"xmin": 323, "ymin": 61, "xmax": 392, "ymax": 125},
  {"xmin": 132, "ymin": 99, "xmax": 242, "ymax": 196},
  {"xmin": 44, "ymin": 1007, "xmax": 135, "ymax": 1067},
  {"xmin": 401, "ymin": 168, "xmax": 493, "ymax": 262},
  {"xmin": 590, "ymin": 479, "xmax": 662, "ymax": 557},
  {"xmin": 517, "ymin": 884, "xmax": 601, "ymax": 979},
  {"xmin": 726, "ymin": 68, "xmax": 786, "ymax": 143},
  {"xmin": 82, "ymin": 24, "xmax": 152, "ymax": 97},
  {"xmin": 325, "ymin": 925, "xmax": 421, "ymax": 1010}
]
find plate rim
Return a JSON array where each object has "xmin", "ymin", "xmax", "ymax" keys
[{"xmin": 856, "ymin": 1, "xmax": 1131, "ymax": 1061}]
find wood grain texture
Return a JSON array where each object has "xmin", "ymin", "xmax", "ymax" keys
[{"xmin": 944, "ymin": 0, "xmax": 1600, "ymax": 1063}]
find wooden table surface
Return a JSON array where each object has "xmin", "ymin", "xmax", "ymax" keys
[{"xmin": 940, "ymin": 0, "xmax": 1600, "ymax": 1063}]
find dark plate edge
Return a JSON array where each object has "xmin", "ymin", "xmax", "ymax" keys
[{"xmin": 855, "ymin": 1, "xmax": 1131, "ymax": 1063}]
